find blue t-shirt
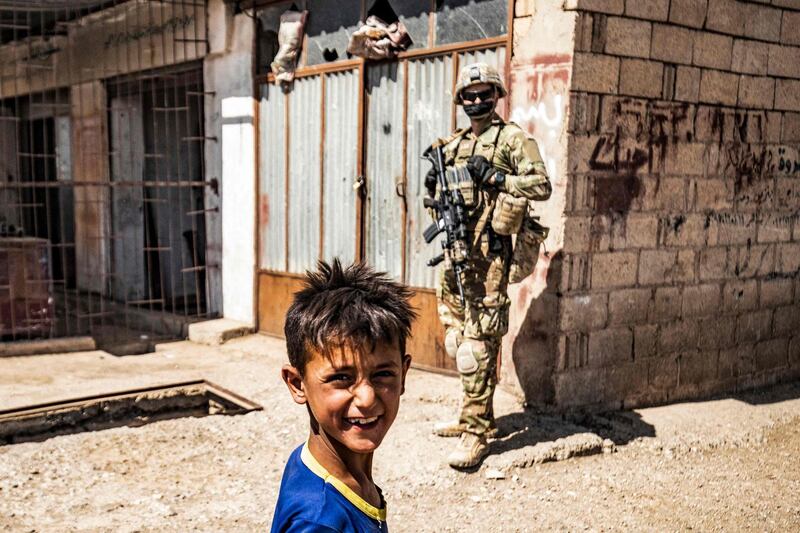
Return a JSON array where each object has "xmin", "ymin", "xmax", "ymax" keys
[{"xmin": 270, "ymin": 443, "xmax": 389, "ymax": 533}]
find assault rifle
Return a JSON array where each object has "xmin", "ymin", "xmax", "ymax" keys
[{"xmin": 422, "ymin": 142, "xmax": 468, "ymax": 306}]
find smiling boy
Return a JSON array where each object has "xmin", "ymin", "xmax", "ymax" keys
[{"xmin": 271, "ymin": 259, "xmax": 416, "ymax": 533}]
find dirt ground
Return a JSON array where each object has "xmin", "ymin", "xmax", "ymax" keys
[{"xmin": 1, "ymin": 335, "xmax": 799, "ymax": 532}]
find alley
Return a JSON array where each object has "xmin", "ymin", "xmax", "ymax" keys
[{"xmin": 1, "ymin": 335, "xmax": 798, "ymax": 532}]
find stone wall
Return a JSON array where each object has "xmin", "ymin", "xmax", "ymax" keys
[{"xmin": 545, "ymin": 0, "xmax": 800, "ymax": 409}]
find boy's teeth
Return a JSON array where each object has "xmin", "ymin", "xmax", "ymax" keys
[{"xmin": 348, "ymin": 416, "xmax": 378, "ymax": 425}]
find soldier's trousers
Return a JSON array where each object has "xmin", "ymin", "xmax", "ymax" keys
[{"xmin": 437, "ymin": 241, "xmax": 510, "ymax": 437}]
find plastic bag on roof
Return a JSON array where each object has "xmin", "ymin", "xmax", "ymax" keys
[
  {"xmin": 271, "ymin": 9, "xmax": 308, "ymax": 83},
  {"xmin": 346, "ymin": 15, "xmax": 412, "ymax": 60}
]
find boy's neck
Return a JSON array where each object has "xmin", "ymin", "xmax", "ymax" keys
[{"xmin": 307, "ymin": 432, "xmax": 381, "ymax": 507}]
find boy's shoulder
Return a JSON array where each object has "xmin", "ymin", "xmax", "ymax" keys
[{"xmin": 270, "ymin": 444, "xmax": 388, "ymax": 533}]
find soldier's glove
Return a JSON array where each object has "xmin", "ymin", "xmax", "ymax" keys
[
  {"xmin": 424, "ymin": 167, "xmax": 437, "ymax": 197},
  {"xmin": 467, "ymin": 155, "xmax": 504, "ymax": 189}
]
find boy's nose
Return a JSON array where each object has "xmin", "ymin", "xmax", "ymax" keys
[{"xmin": 351, "ymin": 380, "xmax": 376, "ymax": 407}]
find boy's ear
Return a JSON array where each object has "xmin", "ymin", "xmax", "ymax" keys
[
  {"xmin": 400, "ymin": 353, "xmax": 412, "ymax": 395},
  {"xmin": 281, "ymin": 364, "xmax": 307, "ymax": 405}
]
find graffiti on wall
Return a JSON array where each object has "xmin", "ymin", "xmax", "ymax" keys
[{"xmin": 510, "ymin": 54, "xmax": 571, "ymax": 185}]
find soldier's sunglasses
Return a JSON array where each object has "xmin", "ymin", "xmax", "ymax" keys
[{"xmin": 461, "ymin": 88, "xmax": 495, "ymax": 102}]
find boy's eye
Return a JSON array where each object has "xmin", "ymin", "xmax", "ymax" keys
[
  {"xmin": 374, "ymin": 370, "xmax": 396, "ymax": 379},
  {"xmin": 327, "ymin": 373, "xmax": 352, "ymax": 383}
]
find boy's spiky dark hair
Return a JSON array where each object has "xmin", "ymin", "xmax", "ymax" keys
[{"xmin": 284, "ymin": 259, "xmax": 417, "ymax": 372}]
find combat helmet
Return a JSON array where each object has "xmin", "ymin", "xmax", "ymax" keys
[{"xmin": 453, "ymin": 62, "xmax": 507, "ymax": 104}]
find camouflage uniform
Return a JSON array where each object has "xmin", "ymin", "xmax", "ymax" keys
[{"xmin": 434, "ymin": 117, "xmax": 552, "ymax": 437}]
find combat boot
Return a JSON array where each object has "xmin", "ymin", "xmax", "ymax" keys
[
  {"xmin": 433, "ymin": 420, "xmax": 498, "ymax": 438},
  {"xmin": 447, "ymin": 432, "xmax": 489, "ymax": 468}
]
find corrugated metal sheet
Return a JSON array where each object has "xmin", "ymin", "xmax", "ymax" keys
[
  {"xmin": 404, "ymin": 54, "xmax": 453, "ymax": 289},
  {"xmin": 287, "ymin": 76, "xmax": 322, "ymax": 273},
  {"xmin": 322, "ymin": 70, "xmax": 359, "ymax": 266},
  {"xmin": 258, "ymin": 83, "xmax": 287, "ymax": 270},
  {"xmin": 365, "ymin": 62, "xmax": 404, "ymax": 280},
  {"xmin": 455, "ymin": 47, "xmax": 506, "ymax": 129}
]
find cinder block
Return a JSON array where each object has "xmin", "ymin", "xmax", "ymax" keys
[
  {"xmin": 765, "ymin": 111, "xmax": 783, "ymax": 143},
  {"xmin": 572, "ymin": 53, "xmax": 620, "ymax": 94},
  {"xmin": 659, "ymin": 320, "xmax": 699, "ymax": 353},
  {"xmin": 699, "ymin": 69, "xmax": 739, "ymax": 106},
  {"xmin": 609, "ymin": 288, "xmax": 653, "ymax": 325},
  {"xmin": 664, "ymin": 142, "xmax": 707, "ymax": 175},
  {"xmin": 778, "ymin": 242, "xmax": 800, "ymax": 273},
  {"xmin": 693, "ymin": 32, "xmax": 733, "ymax": 69},
  {"xmin": 678, "ymin": 350, "xmax": 717, "ymax": 386},
  {"xmin": 774, "ymin": 305, "xmax": 800, "ymax": 336},
  {"xmin": 661, "ymin": 213, "xmax": 709, "ymax": 248},
  {"xmin": 563, "ymin": 0, "xmax": 625, "ymax": 15},
  {"xmin": 625, "ymin": 213, "xmax": 659, "ymax": 249},
  {"xmin": 707, "ymin": 213, "xmax": 757, "ymax": 245},
  {"xmin": 675, "ymin": 65, "xmax": 701, "ymax": 101},
  {"xmin": 652, "ymin": 286, "xmax": 682, "ymax": 322},
  {"xmin": 781, "ymin": 10, "xmax": 800, "ymax": 46},
  {"xmin": 695, "ymin": 179, "xmax": 734, "ymax": 211},
  {"xmin": 634, "ymin": 324, "xmax": 659, "ymax": 357},
  {"xmin": 791, "ymin": 336, "xmax": 800, "ymax": 367},
  {"xmin": 736, "ymin": 309, "xmax": 773, "ymax": 343},
  {"xmin": 774, "ymin": 0, "xmax": 800, "ymax": 11},
  {"xmin": 767, "ymin": 44, "xmax": 800, "ymax": 79},
  {"xmin": 731, "ymin": 39, "xmax": 769, "ymax": 75},
  {"xmin": 588, "ymin": 327, "xmax": 633, "ymax": 366},
  {"xmin": 705, "ymin": 0, "xmax": 746, "ymax": 36},
  {"xmin": 682, "ymin": 283, "xmax": 721, "ymax": 317},
  {"xmin": 619, "ymin": 58, "xmax": 663, "ymax": 97},
  {"xmin": 591, "ymin": 251, "xmax": 639, "ymax": 288},
  {"xmin": 757, "ymin": 213, "xmax": 793, "ymax": 243},
  {"xmin": 755, "ymin": 338, "xmax": 788, "ymax": 370},
  {"xmin": 639, "ymin": 250, "xmax": 694, "ymax": 285},
  {"xmin": 648, "ymin": 355, "xmax": 679, "ymax": 390},
  {"xmin": 761, "ymin": 278, "xmax": 794, "ymax": 308},
  {"xmin": 783, "ymin": 112, "xmax": 800, "ymax": 142},
  {"xmin": 776, "ymin": 79, "xmax": 800, "ymax": 111},
  {"xmin": 563, "ymin": 216, "xmax": 592, "ymax": 253},
  {"xmin": 732, "ymin": 244, "xmax": 775, "ymax": 279},
  {"xmin": 776, "ymin": 178, "xmax": 800, "ymax": 209},
  {"xmin": 650, "ymin": 23, "xmax": 694, "ymax": 64},
  {"xmin": 625, "ymin": 0, "xmax": 669, "ymax": 21},
  {"xmin": 744, "ymin": 3, "xmax": 783, "ymax": 42},
  {"xmin": 723, "ymin": 279, "xmax": 758, "ymax": 313},
  {"xmin": 560, "ymin": 293, "xmax": 609, "ymax": 331},
  {"xmin": 669, "ymin": 0, "xmax": 708, "ymax": 29},
  {"xmin": 697, "ymin": 315, "xmax": 736, "ymax": 350},
  {"xmin": 699, "ymin": 246, "xmax": 729, "ymax": 281},
  {"xmin": 606, "ymin": 16, "xmax": 652, "ymax": 57},
  {"xmin": 738, "ymin": 75, "xmax": 775, "ymax": 109},
  {"xmin": 568, "ymin": 93, "xmax": 600, "ymax": 134},
  {"xmin": 574, "ymin": 12, "xmax": 595, "ymax": 52}
]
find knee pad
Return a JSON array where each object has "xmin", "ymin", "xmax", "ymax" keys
[
  {"xmin": 456, "ymin": 341, "xmax": 481, "ymax": 374},
  {"xmin": 444, "ymin": 329, "xmax": 463, "ymax": 359}
]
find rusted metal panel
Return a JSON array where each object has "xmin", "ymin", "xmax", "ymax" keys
[
  {"xmin": 455, "ymin": 46, "xmax": 507, "ymax": 128},
  {"xmin": 287, "ymin": 76, "xmax": 322, "ymax": 273},
  {"xmin": 322, "ymin": 69, "xmax": 359, "ymax": 266},
  {"xmin": 256, "ymin": 270, "xmax": 305, "ymax": 337},
  {"xmin": 258, "ymin": 82, "xmax": 286, "ymax": 271},
  {"xmin": 404, "ymin": 54, "xmax": 453, "ymax": 289},
  {"xmin": 365, "ymin": 62, "xmax": 404, "ymax": 280}
]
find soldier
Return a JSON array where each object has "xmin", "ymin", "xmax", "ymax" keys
[{"xmin": 426, "ymin": 63, "xmax": 552, "ymax": 468}]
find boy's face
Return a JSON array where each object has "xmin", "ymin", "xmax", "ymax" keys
[{"xmin": 282, "ymin": 339, "xmax": 411, "ymax": 455}]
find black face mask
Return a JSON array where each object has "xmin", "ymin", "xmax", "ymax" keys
[{"xmin": 463, "ymin": 100, "xmax": 495, "ymax": 118}]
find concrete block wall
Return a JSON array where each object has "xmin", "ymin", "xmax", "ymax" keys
[{"xmin": 555, "ymin": 0, "xmax": 800, "ymax": 409}]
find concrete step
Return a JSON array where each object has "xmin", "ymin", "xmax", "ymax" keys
[
  {"xmin": 0, "ymin": 336, "xmax": 96, "ymax": 357},
  {"xmin": 187, "ymin": 318, "xmax": 254, "ymax": 346}
]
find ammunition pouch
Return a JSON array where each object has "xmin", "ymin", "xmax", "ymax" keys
[
  {"xmin": 491, "ymin": 192, "xmax": 527, "ymax": 235},
  {"xmin": 508, "ymin": 211, "xmax": 549, "ymax": 284}
]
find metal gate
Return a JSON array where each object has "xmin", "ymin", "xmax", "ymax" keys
[
  {"xmin": 255, "ymin": 0, "xmax": 509, "ymax": 369},
  {"xmin": 0, "ymin": 0, "xmax": 219, "ymax": 350}
]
